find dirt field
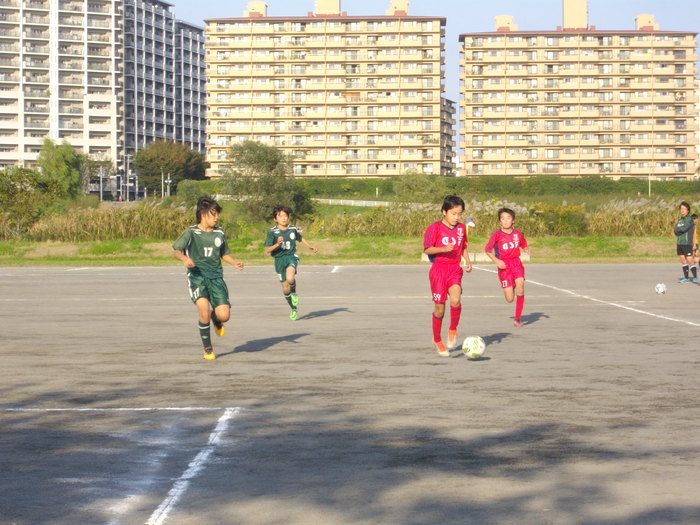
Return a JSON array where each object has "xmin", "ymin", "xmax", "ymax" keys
[{"xmin": 1, "ymin": 264, "xmax": 699, "ymax": 525}]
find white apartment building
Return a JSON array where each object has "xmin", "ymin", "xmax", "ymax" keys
[
  {"xmin": 0, "ymin": 0, "xmax": 205, "ymax": 172},
  {"xmin": 459, "ymin": 0, "xmax": 699, "ymax": 179},
  {"xmin": 205, "ymin": 0, "xmax": 454, "ymax": 178}
]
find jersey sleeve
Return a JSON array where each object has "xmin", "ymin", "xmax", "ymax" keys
[
  {"xmin": 422, "ymin": 222, "xmax": 438, "ymax": 250},
  {"xmin": 264, "ymin": 229, "xmax": 276, "ymax": 247},
  {"xmin": 519, "ymin": 232, "xmax": 528, "ymax": 249},
  {"xmin": 219, "ymin": 233, "xmax": 231, "ymax": 257},
  {"xmin": 172, "ymin": 228, "xmax": 192, "ymax": 252},
  {"xmin": 484, "ymin": 231, "xmax": 497, "ymax": 253}
]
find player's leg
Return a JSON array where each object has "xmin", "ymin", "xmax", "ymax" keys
[
  {"xmin": 679, "ymin": 249, "xmax": 690, "ymax": 282},
  {"xmin": 286, "ymin": 265, "xmax": 299, "ymax": 308},
  {"xmin": 513, "ymin": 277, "xmax": 525, "ymax": 327},
  {"xmin": 210, "ymin": 278, "xmax": 230, "ymax": 337},
  {"xmin": 195, "ymin": 297, "xmax": 216, "ymax": 360},
  {"xmin": 429, "ymin": 265, "xmax": 449, "ymax": 356},
  {"xmin": 446, "ymin": 266, "xmax": 464, "ymax": 349},
  {"xmin": 691, "ymin": 250, "xmax": 698, "ymax": 282}
]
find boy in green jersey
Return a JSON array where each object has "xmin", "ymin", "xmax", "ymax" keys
[
  {"xmin": 173, "ymin": 196, "xmax": 244, "ymax": 360},
  {"xmin": 674, "ymin": 201, "xmax": 695, "ymax": 283},
  {"xmin": 264, "ymin": 206, "xmax": 317, "ymax": 320}
]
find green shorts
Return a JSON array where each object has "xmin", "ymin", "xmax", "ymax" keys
[
  {"xmin": 274, "ymin": 254, "xmax": 299, "ymax": 282},
  {"xmin": 186, "ymin": 273, "xmax": 230, "ymax": 307}
]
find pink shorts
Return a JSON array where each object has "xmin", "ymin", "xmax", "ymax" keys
[
  {"xmin": 497, "ymin": 259, "xmax": 525, "ymax": 288},
  {"xmin": 429, "ymin": 263, "xmax": 463, "ymax": 303}
]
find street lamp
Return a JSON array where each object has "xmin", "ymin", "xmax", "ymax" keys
[
  {"xmin": 165, "ymin": 174, "xmax": 172, "ymax": 197},
  {"xmin": 98, "ymin": 167, "xmax": 104, "ymax": 202},
  {"xmin": 124, "ymin": 154, "xmax": 133, "ymax": 202}
]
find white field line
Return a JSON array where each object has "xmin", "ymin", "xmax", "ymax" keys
[
  {"xmin": 474, "ymin": 266, "xmax": 700, "ymax": 328},
  {"xmin": 146, "ymin": 407, "xmax": 240, "ymax": 525},
  {"xmin": 331, "ymin": 265, "xmax": 341, "ymax": 273},
  {"xmin": 4, "ymin": 407, "xmax": 227, "ymax": 412}
]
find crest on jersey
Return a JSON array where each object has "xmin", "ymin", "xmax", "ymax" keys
[
  {"xmin": 214, "ymin": 237, "xmax": 222, "ymax": 247},
  {"xmin": 290, "ymin": 232, "xmax": 296, "ymax": 240}
]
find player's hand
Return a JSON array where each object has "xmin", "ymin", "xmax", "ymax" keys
[
  {"xmin": 496, "ymin": 260, "xmax": 506, "ymax": 270},
  {"xmin": 183, "ymin": 257, "xmax": 196, "ymax": 269},
  {"xmin": 277, "ymin": 236, "xmax": 284, "ymax": 245},
  {"xmin": 309, "ymin": 246, "xmax": 318, "ymax": 253},
  {"xmin": 463, "ymin": 262, "xmax": 472, "ymax": 273},
  {"xmin": 234, "ymin": 260, "xmax": 244, "ymax": 270},
  {"xmin": 444, "ymin": 243, "xmax": 455, "ymax": 253}
]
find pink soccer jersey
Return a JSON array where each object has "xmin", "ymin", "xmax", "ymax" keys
[
  {"xmin": 423, "ymin": 221, "xmax": 467, "ymax": 264},
  {"xmin": 485, "ymin": 229, "xmax": 528, "ymax": 261}
]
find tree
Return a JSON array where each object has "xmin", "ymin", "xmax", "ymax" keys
[
  {"xmin": 133, "ymin": 140, "xmax": 208, "ymax": 196},
  {"xmin": 36, "ymin": 139, "xmax": 83, "ymax": 199},
  {"xmin": 220, "ymin": 141, "xmax": 314, "ymax": 220},
  {"xmin": 0, "ymin": 167, "xmax": 62, "ymax": 238}
]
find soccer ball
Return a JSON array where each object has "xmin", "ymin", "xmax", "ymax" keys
[
  {"xmin": 463, "ymin": 336, "xmax": 486, "ymax": 359},
  {"xmin": 655, "ymin": 283, "xmax": 667, "ymax": 295}
]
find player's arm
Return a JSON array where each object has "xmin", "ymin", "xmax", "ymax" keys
[
  {"xmin": 173, "ymin": 249, "xmax": 195, "ymax": 268},
  {"xmin": 263, "ymin": 231, "xmax": 282, "ymax": 254},
  {"xmin": 221, "ymin": 253, "xmax": 244, "ymax": 271},
  {"xmin": 300, "ymin": 237, "xmax": 318, "ymax": 253},
  {"xmin": 462, "ymin": 242, "xmax": 472, "ymax": 273},
  {"xmin": 484, "ymin": 235, "xmax": 506, "ymax": 269}
]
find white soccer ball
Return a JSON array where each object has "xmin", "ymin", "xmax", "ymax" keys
[
  {"xmin": 462, "ymin": 336, "xmax": 486, "ymax": 359},
  {"xmin": 655, "ymin": 283, "xmax": 667, "ymax": 295}
]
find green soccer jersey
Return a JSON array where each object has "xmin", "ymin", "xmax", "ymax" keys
[
  {"xmin": 264, "ymin": 225, "xmax": 303, "ymax": 258},
  {"xmin": 173, "ymin": 225, "xmax": 231, "ymax": 278},
  {"xmin": 674, "ymin": 215, "xmax": 694, "ymax": 246}
]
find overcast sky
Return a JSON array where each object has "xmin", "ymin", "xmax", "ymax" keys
[{"xmin": 171, "ymin": 0, "xmax": 700, "ymax": 105}]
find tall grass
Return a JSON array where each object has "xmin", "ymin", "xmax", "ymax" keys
[
  {"xmin": 304, "ymin": 197, "xmax": 697, "ymax": 238},
  {"xmin": 27, "ymin": 201, "xmax": 192, "ymax": 242},
  {"xmin": 18, "ymin": 196, "xmax": 700, "ymax": 242}
]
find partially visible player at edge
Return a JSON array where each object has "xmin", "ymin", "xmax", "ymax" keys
[
  {"xmin": 691, "ymin": 213, "xmax": 699, "ymax": 283},
  {"xmin": 485, "ymin": 207, "xmax": 531, "ymax": 327},
  {"xmin": 423, "ymin": 195, "xmax": 472, "ymax": 357},
  {"xmin": 264, "ymin": 206, "xmax": 318, "ymax": 321},
  {"xmin": 173, "ymin": 196, "xmax": 244, "ymax": 360},
  {"xmin": 674, "ymin": 201, "xmax": 696, "ymax": 283}
]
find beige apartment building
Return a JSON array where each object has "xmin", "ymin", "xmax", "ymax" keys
[
  {"xmin": 205, "ymin": 0, "xmax": 455, "ymax": 178},
  {"xmin": 459, "ymin": 0, "xmax": 698, "ymax": 179}
]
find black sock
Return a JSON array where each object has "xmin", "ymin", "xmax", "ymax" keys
[
  {"xmin": 692, "ymin": 265, "xmax": 698, "ymax": 279},
  {"xmin": 198, "ymin": 322, "xmax": 211, "ymax": 349},
  {"xmin": 211, "ymin": 310, "xmax": 221, "ymax": 329},
  {"xmin": 682, "ymin": 265, "xmax": 689, "ymax": 279},
  {"xmin": 290, "ymin": 281, "xmax": 297, "ymax": 294},
  {"xmin": 284, "ymin": 293, "xmax": 294, "ymax": 308}
]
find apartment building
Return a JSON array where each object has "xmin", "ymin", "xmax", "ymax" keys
[
  {"xmin": 205, "ymin": 0, "xmax": 454, "ymax": 178},
  {"xmin": 0, "ymin": 0, "xmax": 205, "ymax": 171},
  {"xmin": 459, "ymin": 0, "xmax": 698, "ymax": 179},
  {"xmin": 175, "ymin": 21, "xmax": 206, "ymax": 151}
]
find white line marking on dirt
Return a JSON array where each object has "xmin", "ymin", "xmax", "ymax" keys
[
  {"xmin": 475, "ymin": 266, "xmax": 700, "ymax": 328},
  {"xmin": 331, "ymin": 265, "xmax": 341, "ymax": 273},
  {"xmin": 146, "ymin": 407, "xmax": 240, "ymax": 525},
  {"xmin": 4, "ymin": 407, "xmax": 227, "ymax": 412}
]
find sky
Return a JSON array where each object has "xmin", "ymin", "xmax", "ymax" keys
[{"xmin": 170, "ymin": 0, "xmax": 700, "ymax": 108}]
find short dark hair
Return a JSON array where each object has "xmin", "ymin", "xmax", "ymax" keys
[
  {"xmin": 273, "ymin": 205, "xmax": 292, "ymax": 220},
  {"xmin": 692, "ymin": 214, "xmax": 698, "ymax": 220},
  {"xmin": 441, "ymin": 195, "xmax": 465, "ymax": 213},
  {"xmin": 498, "ymin": 207, "xmax": 515, "ymax": 220},
  {"xmin": 195, "ymin": 196, "xmax": 222, "ymax": 223},
  {"xmin": 680, "ymin": 201, "xmax": 691, "ymax": 213}
]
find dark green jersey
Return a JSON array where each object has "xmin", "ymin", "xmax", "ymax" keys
[
  {"xmin": 173, "ymin": 225, "xmax": 231, "ymax": 278},
  {"xmin": 674, "ymin": 216, "xmax": 694, "ymax": 245},
  {"xmin": 264, "ymin": 225, "xmax": 303, "ymax": 258}
]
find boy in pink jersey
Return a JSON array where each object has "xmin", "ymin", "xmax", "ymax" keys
[
  {"xmin": 485, "ymin": 207, "xmax": 531, "ymax": 327},
  {"xmin": 423, "ymin": 195, "xmax": 472, "ymax": 357}
]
